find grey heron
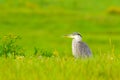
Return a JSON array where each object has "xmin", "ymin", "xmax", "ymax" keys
[{"xmin": 64, "ymin": 32, "xmax": 92, "ymax": 58}]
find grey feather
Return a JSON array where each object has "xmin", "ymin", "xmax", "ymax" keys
[{"xmin": 72, "ymin": 39, "xmax": 92, "ymax": 58}]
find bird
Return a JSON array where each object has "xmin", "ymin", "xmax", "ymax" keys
[{"xmin": 64, "ymin": 32, "xmax": 92, "ymax": 58}]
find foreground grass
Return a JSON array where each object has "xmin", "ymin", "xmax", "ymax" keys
[{"xmin": 0, "ymin": 53, "xmax": 119, "ymax": 80}]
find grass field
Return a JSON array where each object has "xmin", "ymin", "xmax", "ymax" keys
[{"xmin": 0, "ymin": 0, "xmax": 120, "ymax": 80}]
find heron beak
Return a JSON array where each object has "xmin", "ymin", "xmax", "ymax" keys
[{"xmin": 64, "ymin": 34, "xmax": 74, "ymax": 38}]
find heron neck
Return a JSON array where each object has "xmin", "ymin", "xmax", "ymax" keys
[{"xmin": 74, "ymin": 36, "xmax": 82, "ymax": 42}]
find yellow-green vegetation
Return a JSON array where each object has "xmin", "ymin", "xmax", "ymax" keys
[{"xmin": 0, "ymin": 0, "xmax": 120, "ymax": 80}]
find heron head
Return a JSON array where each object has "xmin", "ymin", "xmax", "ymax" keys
[{"xmin": 64, "ymin": 32, "xmax": 82, "ymax": 41}]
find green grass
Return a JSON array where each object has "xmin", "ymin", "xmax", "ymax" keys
[
  {"xmin": 0, "ymin": 0, "xmax": 120, "ymax": 80},
  {"xmin": 0, "ymin": 55, "xmax": 120, "ymax": 80}
]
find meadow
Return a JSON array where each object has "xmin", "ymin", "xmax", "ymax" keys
[{"xmin": 0, "ymin": 0, "xmax": 120, "ymax": 80}]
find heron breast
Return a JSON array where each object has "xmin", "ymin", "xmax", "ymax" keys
[{"xmin": 72, "ymin": 39, "xmax": 80, "ymax": 57}]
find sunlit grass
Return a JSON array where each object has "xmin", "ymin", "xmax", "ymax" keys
[{"xmin": 0, "ymin": 52, "xmax": 119, "ymax": 80}]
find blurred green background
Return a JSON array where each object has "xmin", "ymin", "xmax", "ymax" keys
[{"xmin": 0, "ymin": 0, "xmax": 120, "ymax": 56}]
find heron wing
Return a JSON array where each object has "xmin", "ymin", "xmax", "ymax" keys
[{"xmin": 77, "ymin": 41, "xmax": 92, "ymax": 57}]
